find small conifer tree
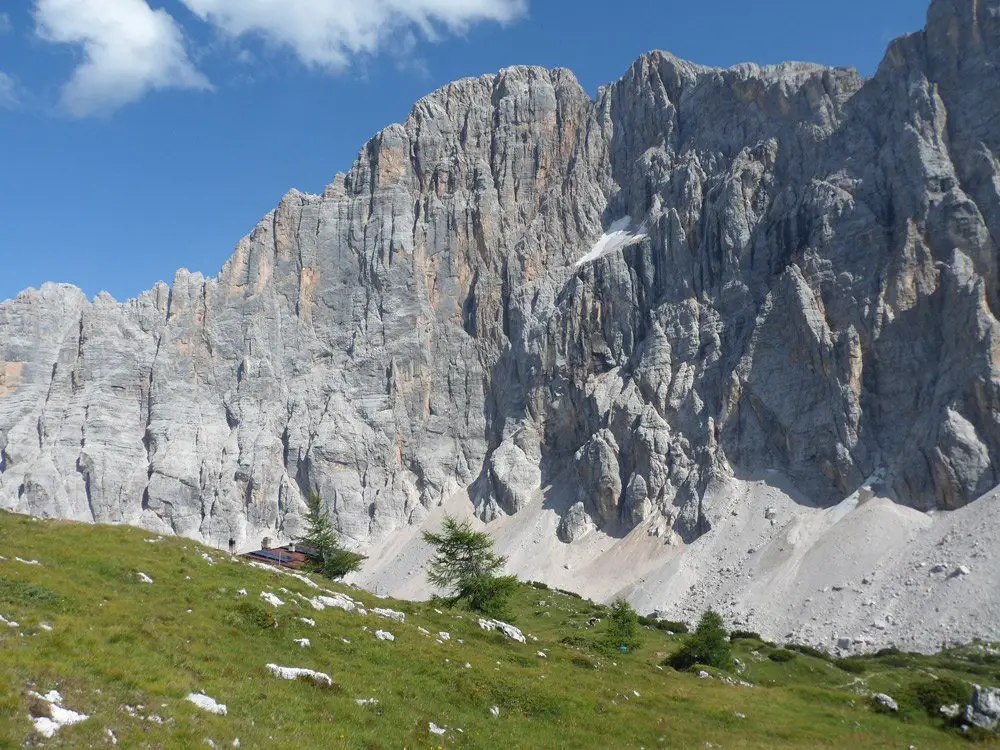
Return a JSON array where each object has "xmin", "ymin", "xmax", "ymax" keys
[
  {"xmin": 422, "ymin": 515, "xmax": 517, "ymax": 619},
  {"xmin": 606, "ymin": 598, "xmax": 641, "ymax": 652},
  {"xmin": 667, "ymin": 610, "xmax": 732, "ymax": 670},
  {"xmin": 300, "ymin": 492, "xmax": 365, "ymax": 579}
]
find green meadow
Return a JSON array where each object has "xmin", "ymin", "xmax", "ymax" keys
[{"xmin": 0, "ymin": 510, "xmax": 997, "ymax": 748}]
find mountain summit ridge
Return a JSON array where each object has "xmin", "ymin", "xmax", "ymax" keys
[{"xmin": 0, "ymin": 0, "xmax": 997, "ymax": 578}]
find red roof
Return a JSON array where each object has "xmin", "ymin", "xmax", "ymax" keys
[{"xmin": 242, "ymin": 546, "xmax": 313, "ymax": 570}]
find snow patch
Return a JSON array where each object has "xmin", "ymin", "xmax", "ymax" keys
[
  {"xmin": 575, "ymin": 217, "xmax": 648, "ymax": 266},
  {"xmin": 16, "ymin": 557, "xmax": 40, "ymax": 565}
]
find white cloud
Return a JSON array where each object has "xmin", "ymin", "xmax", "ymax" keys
[
  {"xmin": 179, "ymin": 0, "xmax": 527, "ymax": 71},
  {"xmin": 0, "ymin": 12, "xmax": 11, "ymax": 34},
  {"xmin": 33, "ymin": 0, "xmax": 211, "ymax": 116},
  {"xmin": 0, "ymin": 72, "xmax": 19, "ymax": 108}
]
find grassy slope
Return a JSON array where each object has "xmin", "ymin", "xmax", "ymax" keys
[{"xmin": 0, "ymin": 511, "xmax": 997, "ymax": 748}]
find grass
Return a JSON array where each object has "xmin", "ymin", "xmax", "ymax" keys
[{"xmin": 0, "ymin": 510, "xmax": 997, "ymax": 748}]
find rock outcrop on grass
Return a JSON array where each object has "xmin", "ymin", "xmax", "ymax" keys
[{"xmin": 965, "ymin": 685, "xmax": 1000, "ymax": 731}]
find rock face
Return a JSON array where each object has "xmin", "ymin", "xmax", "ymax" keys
[
  {"xmin": 0, "ymin": 0, "xmax": 998, "ymax": 552},
  {"xmin": 966, "ymin": 685, "xmax": 1000, "ymax": 730}
]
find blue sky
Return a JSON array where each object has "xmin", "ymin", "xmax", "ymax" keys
[{"xmin": 0, "ymin": 0, "xmax": 930, "ymax": 302}]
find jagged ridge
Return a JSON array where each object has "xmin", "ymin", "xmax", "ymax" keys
[{"xmin": 0, "ymin": 0, "xmax": 997, "ymax": 556}]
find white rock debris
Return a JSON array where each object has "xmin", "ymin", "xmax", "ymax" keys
[
  {"xmin": 29, "ymin": 690, "xmax": 89, "ymax": 738},
  {"xmin": 286, "ymin": 571, "xmax": 320, "ymax": 589},
  {"xmin": 429, "ymin": 722, "xmax": 447, "ymax": 735},
  {"xmin": 478, "ymin": 618, "xmax": 527, "ymax": 643},
  {"xmin": 375, "ymin": 630, "xmax": 395, "ymax": 641},
  {"xmin": 873, "ymin": 693, "xmax": 899, "ymax": 712},
  {"xmin": 260, "ymin": 591, "xmax": 284, "ymax": 607},
  {"xmin": 16, "ymin": 557, "xmax": 40, "ymax": 565},
  {"xmin": 294, "ymin": 638, "xmax": 311, "ymax": 648},
  {"xmin": 186, "ymin": 693, "xmax": 227, "ymax": 716},
  {"xmin": 299, "ymin": 618, "xmax": 315, "ymax": 627},
  {"xmin": 372, "ymin": 607, "xmax": 405, "ymax": 622},
  {"xmin": 137, "ymin": 572, "xmax": 154, "ymax": 584},
  {"xmin": 243, "ymin": 562, "xmax": 318, "ymax": 590},
  {"xmin": 306, "ymin": 593, "xmax": 357, "ymax": 612},
  {"xmin": 265, "ymin": 664, "xmax": 333, "ymax": 687},
  {"xmin": 1, "ymin": 614, "xmax": 19, "ymax": 627}
]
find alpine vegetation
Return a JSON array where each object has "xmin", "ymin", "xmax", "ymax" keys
[{"xmin": 423, "ymin": 515, "xmax": 518, "ymax": 619}]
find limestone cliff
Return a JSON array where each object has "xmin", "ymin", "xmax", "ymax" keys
[{"xmin": 1, "ymin": 0, "xmax": 997, "ymax": 553}]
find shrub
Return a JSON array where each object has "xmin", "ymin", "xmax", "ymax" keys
[
  {"xmin": 834, "ymin": 657, "xmax": 867, "ymax": 674},
  {"xmin": 224, "ymin": 602, "xmax": 279, "ymax": 631},
  {"xmin": 528, "ymin": 580, "xmax": 549, "ymax": 590},
  {"xmin": 786, "ymin": 644, "xmax": 831, "ymax": 660},
  {"xmin": 730, "ymin": 630, "xmax": 761, "ymax": 641},
  {"xmin": 768, "ymin": 649, "xmax": 798, "ymax": 663},
  {"xmin": 606, "ymin": 599, "xmax": 641, "ymax": 652},
  {"xmin": 0, "ymin": 578, "xmax": 70, "ymax": 611},
  {"xmin": 641, "ymin": 614, "xmax": 689, "ymax": 634},
  {"xmin": 667, "ymin": 611, "xmax": 732, "ymax": 671},
  {"xmin": 560, "ymin": 635, "xmax": 590, "ymax": 650},
  {"xmin": 656, "ymin": 620, "xmax": 689, "ymax": 634},
  {"xmin": 556, "ymin": 588, "xmax": 583, "ymax": 599},
  {"xmin": 910, "ymin": 677, "xmax": 972, "ymax": 716}
]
